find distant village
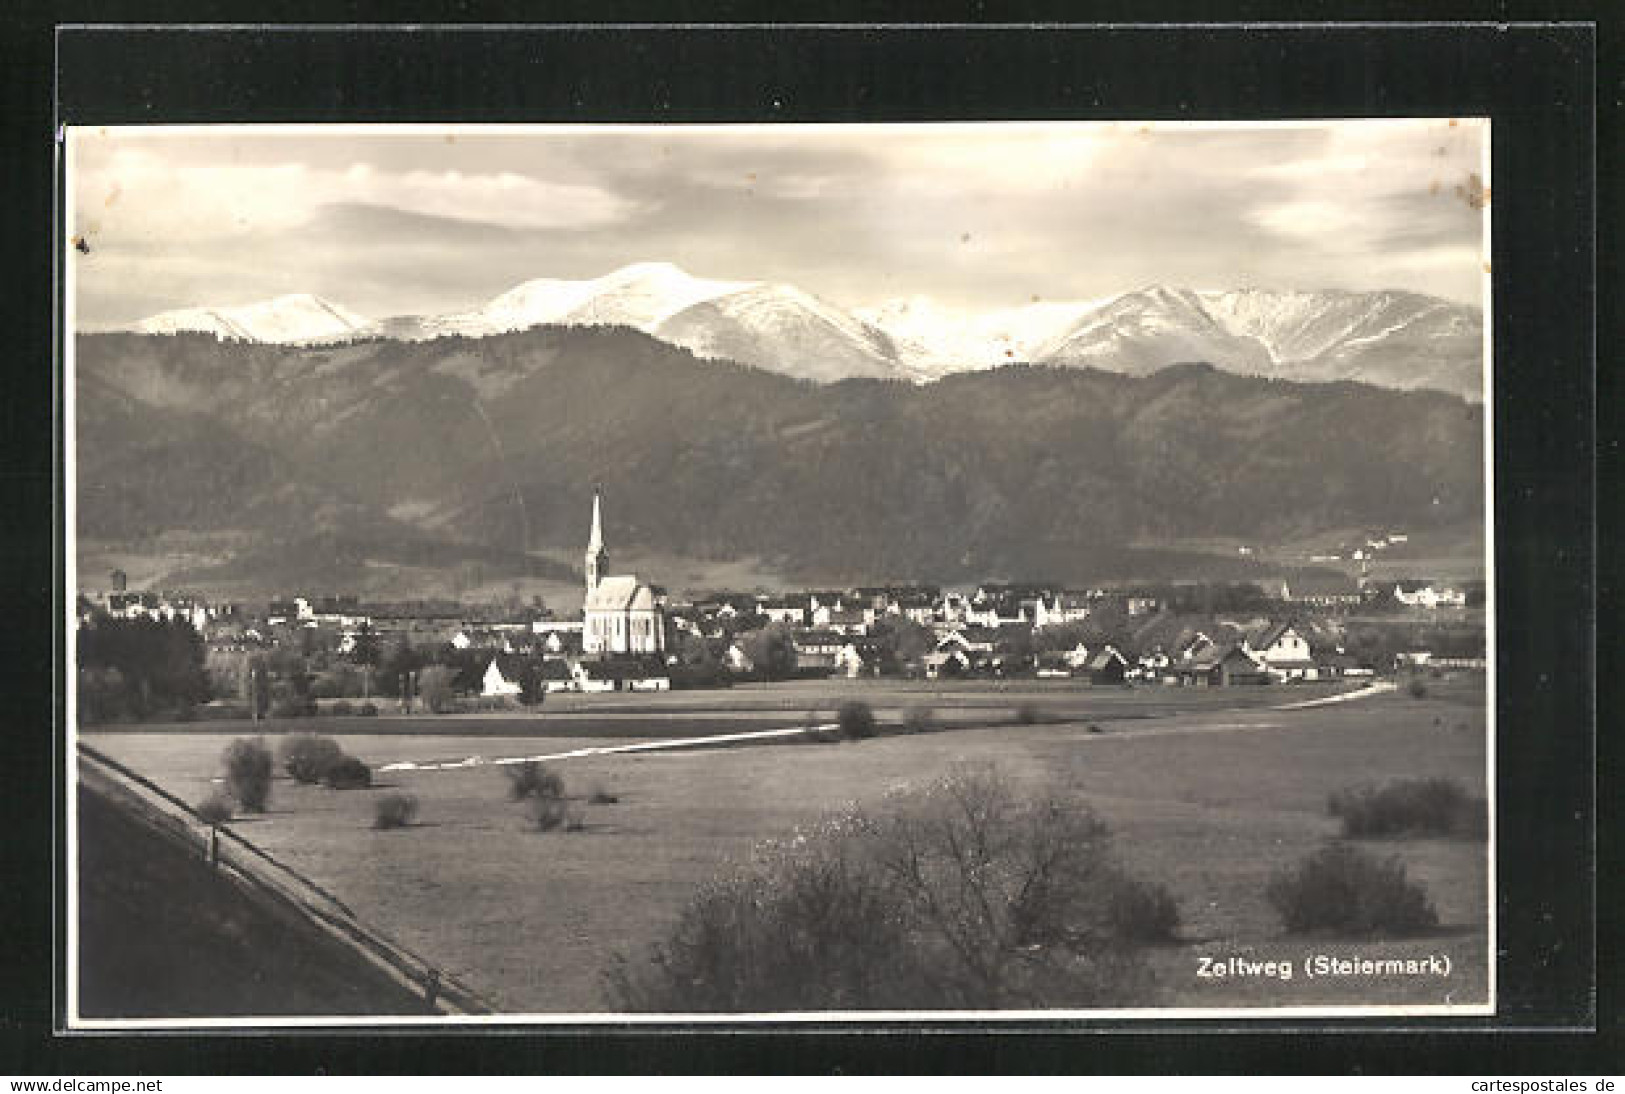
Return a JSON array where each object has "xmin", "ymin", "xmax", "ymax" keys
[{"xmin": 76, "ymin": 493, "xmax": 1485, "ymax": 718}]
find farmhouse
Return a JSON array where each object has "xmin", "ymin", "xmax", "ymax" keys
[
  {"xmin": 1176, "ymin": 644, "xmax": 1267, "ymax": 687},
  {"xmin": 482, "ymin": 654, "xmax": 527, "ymax": 698},
  {"xmin": 793, "ymin": 630, "xmax": 847, "ymax": 672},
  {"xmin": 1244, "ymin": 621, "xmax": 1318, "ymax": 681},
  {"xmin": 922, "ymin": 648, "xmax": 972, "ymax": 678},
  {"xmin": 1086, "ymin": 645, "xmax": 1129, "ymax": 685},
  {"xmin": 834, "ymin": 640, "xmax": 882, "ymax": 678}
]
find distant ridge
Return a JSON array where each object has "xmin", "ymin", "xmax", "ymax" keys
[{"xmin": 76, "ymin": 325, "xmax": 1484, "ymax": 594}]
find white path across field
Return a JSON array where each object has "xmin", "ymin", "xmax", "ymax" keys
[
  {"xmin": 377, "ymin": 681, "xmax": 1398, "ymax": 775},
  {"xmin": 377, "ymin": 724, "xmax": 827, "ymax": 773},
  {"xmin": 1270, "ymin": 681, "xmax": 1396, "ymax": 709}
]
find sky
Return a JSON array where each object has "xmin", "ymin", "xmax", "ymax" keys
[{"xmin": 69, "ymin": 120, "xmax": 1489, "ymax": 328}]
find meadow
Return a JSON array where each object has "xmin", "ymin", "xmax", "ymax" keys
[{"xmin": 80, "ymin": 676, "xmax": 1489, "ymax": 1015}]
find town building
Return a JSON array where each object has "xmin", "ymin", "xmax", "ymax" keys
[{"xmin": 581, "ymin": 488, "xmax": 666, "ymax": 656}]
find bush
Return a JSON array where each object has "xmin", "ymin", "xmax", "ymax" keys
[
  {"xmin": 836, "ymin": 699, "xmax": 876, "ymax": 741},
  {"xmin": 1107, "ymin": 877, "xmax": 1182, "ymax": 945},
  {"xmin": 373, "ymin": 792, "xmax": 419, "ymax": 829},
  {"xmin": 1328, "ymin": 778, "xmax": 1486, "ymax": 839},
  {"xmin": 902, "ymin": 705, "xmax": 935, "ymax": 734},
  {"xmin": 417, "ymin": 664, "xmax": 459, "ymax": 714},
  {"xmin": 506, "ymin": 761, "xmax": 570, "ymax": 830},
  {"xmin": 1015, "ymin": 701, "xmax": 1043, "ymax": 725},
  {"xmin": 1266, "ymin": 843, "xmax": 1439, "ymax": 935},
  {"xmin": 530, "ymin": 795, "xmax": 570, "ymax": 831},
  {"xmin": 358, "ymin": 701, "xmax": 379, "ymax": 717},
  {"xmin": 323, "ymin": 755, "xmax": 372, "ymax": 790},
  {"xmin": 196, "ymin": 793, "xmax": 234, "ymax": 826},
  {"xmin": 589, "ymin": 786, "xmax": 620, "ymax": 805},
  {"xmin": 331, "ymin": 699, "xmax": 355, "ymax": 716},
  {"xmin": 606, "ymin": 763, "xmax": 1162, "ymax": 1011},
  {"xmin": 505, "ymin": 761, "xmax": 565, "ymax": 802},
  {"xmin": 278, "ymin": 733, "xmax": 344, "ymax": 784},
  {"xmin": 1407, "ymin": 678, "xmax": 1429, "ymax": 699},
  {"xmin": 222, "ymin": 738, "xmax": 272, "ymax": 813}
]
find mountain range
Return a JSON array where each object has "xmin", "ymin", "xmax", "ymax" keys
[
  {"xmin": 75, "ymin": 323, "xmax": 1484, "ymax": 597},
  {"xmin": 126, "ymin": 263, "xmax": 1485, "ymax": 400}
]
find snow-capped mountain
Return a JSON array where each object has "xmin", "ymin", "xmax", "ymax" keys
[
  {"xmin": 1196, "ymin": 288, "xmax": 1483, "ymax": 393},
  {"xmin": 382, "ymin": 261, "xmax": 757, "ymax": 341},
  {"xmin": 134, "ymin": 294, "xmax": 374, "ymax": 344},
  {"xmin": 1030, "ymin": 286, "xmax": 1274, "ymax": 377},
  {"xmin": 122, "ymin": 266, "xmax": 1483, "ymax": 399},
  {"xmin": 656, "ymin": 282, "xmax": 899, "ymax": 383},
  {"xmin": 853, "ymin": 296, "xmax": 1106, "ymax": 381}
]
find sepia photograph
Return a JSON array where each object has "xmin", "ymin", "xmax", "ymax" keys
[{"xmin": 65, "ymin": 119, "xmax": 1494, "ymax": 1026}]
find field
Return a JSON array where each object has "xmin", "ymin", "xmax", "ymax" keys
[{"xmin": 80, "ymin": 676, "xmax": 1490, "ymax": 1015}]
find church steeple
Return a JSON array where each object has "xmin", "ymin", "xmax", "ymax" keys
[{"xmin": 585, "ymin": 486, "xmax": 608, "ymax": 593}]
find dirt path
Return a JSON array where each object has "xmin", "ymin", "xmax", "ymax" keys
[{"xmin": 380, "ymin": 681, "xmax": 1399, "ymax": 774}]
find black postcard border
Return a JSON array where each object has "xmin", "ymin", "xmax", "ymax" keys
[{"xmin": 4, "ymin": 10, "xmax": 1608, "ymax": 1075}]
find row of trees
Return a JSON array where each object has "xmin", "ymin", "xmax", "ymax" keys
[{"xmin": 78, "ymin": 613, "xmax": 210, "ymax": 723}]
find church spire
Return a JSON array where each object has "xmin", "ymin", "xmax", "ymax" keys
[
  {"xmin": 588, "ymin": 485, "xmax": 605, "ymax": 553},
  {"xmin": 585, "ymin": 485, "xmax": 608, "ymax": 593}
]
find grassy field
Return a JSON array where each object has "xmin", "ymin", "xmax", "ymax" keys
[
  {"xmin": 96, "ymin": 677, "xmax": 1326, "ymax": 739},
  {"xmin": 80, "ymin": 678, "xmax": 1489, "ymax": 1016}
]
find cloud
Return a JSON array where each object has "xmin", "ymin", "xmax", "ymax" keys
[
  {"xmin": 73, "ymin": 142, "xmax": 636, "ymax": 246},
  {"xmin": 69, "ymin": 121, "xmax": 1489, "ymax": 326}
]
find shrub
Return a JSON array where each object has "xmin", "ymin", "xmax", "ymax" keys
[
  {"xmin": 1266, "ymin": 843, "xmax": 1439, "ymax": 935},
  {"xmin": 323, "ymin": 755, "xmax": 372, "ymax": 789},
  {"xmin": 1107, "ymin": 877, "xmax": 1182, "ymax": 945},
  {"xmin": 222, "ymin": 738, "xmax": 272, "ymax": 813},
  {"xmin": 505, "ymin": 761, "xmax": 570, "ymax": 830},
  {"xmin": 331, "ymin": 699, "xmax": 355, "ymax": 716},
  {"xmin": 373, "ymin": 792, "xmax": 419, "ymax": 829},
  {"xmin": 1407, "ymin": 678, "xmax": 1429, "ymax": 699},
  {"xmin": 530, "ymin": 795, "xmax": 570, "ymax": 831},
  {"xmin": 1015, "ymin": 701, "xmax": 1043, "ymax": 725},
  {"xmin": 505, "ymin": 761, "xmax": 565, "ymax": 802},
  {"xmin": 606, "ymin": 763, "xmax": 1162, "ymax": 1011},
  {"xmin": 902, "ymin": 705, "xmax": 935, "ymax": 734},
  {"xmin": 358, "ymin": 701, "xmax": 379, "ymax": 717},
  {"xmin": 836, "ymin": 700, "xmax": 876, "ymax": 741},
  {"xmin": 1087, "ymin": 723, "xmax": 1104, "ymax": 735},
  {"xmin": 417, "ymin": 664, "xmax": 459, "ymax": 714},
  {"xmin": 1328, "ymin": 778, "xmax": 1486, "ymax": 839},
  {"xmin": 196, "ymin": 792, "xmax": 234, "ymax": 826},
  {"xmin": 279, "ymin": 733, "xmax": 344, "ymax": 784},
  {"xmin": 589, "ymin": 786, "xmax": 620, "ymax": 805}
]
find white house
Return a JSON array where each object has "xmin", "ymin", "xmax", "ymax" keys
[
  {"xmin": 722, "ymin": 643, "xmax": 754, "ymax": 674},
  {"xmin": 482, "ymin": 655, "xmax": 524, "ymax": 697},
  {"xmin": 834, "ymin": 641, "xmax": 880, "ymax": 678},
  {"xmin": 1245, "ymin": 621, "xmax": 1319, "ymax": 681},
  {"xmin": 1393, "ymin": 583, "xmax": 1467, "ymax": 609}
]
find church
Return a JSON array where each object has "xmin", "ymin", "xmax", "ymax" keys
[{"xmin": 581, "ymin": 487, "xmax": 666, "ymax": 656}]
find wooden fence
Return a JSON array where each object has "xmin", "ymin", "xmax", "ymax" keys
[{"xmin": 76, "ymin": 741, "xmax": 494, "ymax": 1016}]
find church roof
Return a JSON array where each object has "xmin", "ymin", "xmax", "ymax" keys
[{"xmin": 585, "ymin": 575, "xmax": 656, "ymax": 612}]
